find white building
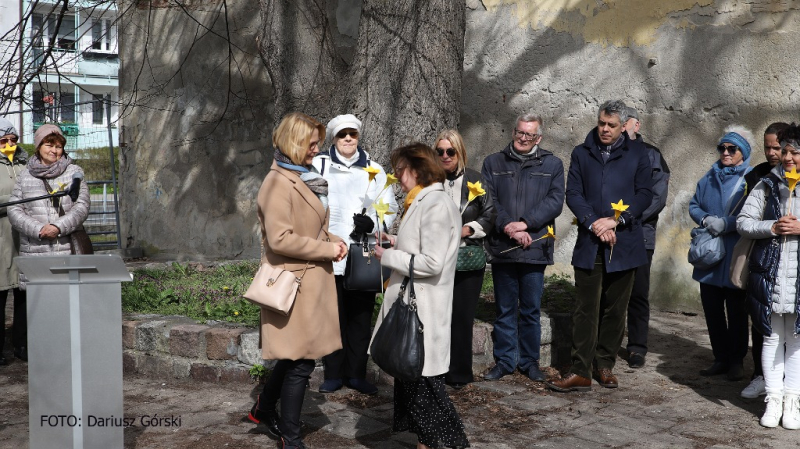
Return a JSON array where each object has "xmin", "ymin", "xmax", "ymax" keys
[{"xmin": 21, "ymin": 0, "xmax": 119, "ymax": 151}]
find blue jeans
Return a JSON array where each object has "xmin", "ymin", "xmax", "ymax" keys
[{"xmin": 491, "ymin": 263, "xmax": 545, "ymax": 372}]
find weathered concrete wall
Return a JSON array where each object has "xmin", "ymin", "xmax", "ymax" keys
[
  {"xmin": 461, "ymin": 0, "xmax": 800, "ymax": 312},
  {"xmin": 120, "ymin": 0, "xmax": 800, "ymax": 312},
  {"xmin": 117, "ymin": 0, "xmax": 273, "ymax": 259}
]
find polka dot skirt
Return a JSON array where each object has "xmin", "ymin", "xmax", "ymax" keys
[{"xmin": 393, "ymin": 375, "xmax": 470, "ymax": 448}]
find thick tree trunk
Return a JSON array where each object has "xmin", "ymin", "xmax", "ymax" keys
[{"xmin": 258, "ymin": 0, "xmax": 465, "ymax": 163}]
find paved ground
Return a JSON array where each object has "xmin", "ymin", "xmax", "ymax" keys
[{"xmin": 1, "ymin": 309, "xmax": 798, "ymax": 448}]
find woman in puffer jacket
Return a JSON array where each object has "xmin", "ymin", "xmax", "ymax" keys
[
  {"xmin": 737, "ymin": 123, "xmax": 800, "ymax": 430},
  {"xmin": 8, "ymin": 124, "xmax": 90, "ymax": 288}
]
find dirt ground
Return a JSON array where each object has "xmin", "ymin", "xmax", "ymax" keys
[{"xmin": 1, "ymin": 309, "xmax": 799, "ymax": 448}]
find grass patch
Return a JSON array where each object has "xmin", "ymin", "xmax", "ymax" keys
[{"xmin": 122, "ymin": 261, "xmax": 261, "ymax": 326}]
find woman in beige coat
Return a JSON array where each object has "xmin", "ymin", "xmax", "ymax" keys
[
  {"xmin": 246, "ymin": 112, "xmax": 347, "ymax": 449},
  {"xmin": 0, "ymin": 117, "xmax": 26, "ymax": 365},
  {"xmin": 373, "ymin": 143, "xmax": 469, "ymax": 449}
]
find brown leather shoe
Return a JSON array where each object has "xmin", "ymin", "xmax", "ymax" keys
[
  {"xmin": 546, "ymin": 373, "xmax": 591, "ymax": 392},
  {"xmin": 593, "ymin": 368, "xmax": 618, "ymax": 388}
]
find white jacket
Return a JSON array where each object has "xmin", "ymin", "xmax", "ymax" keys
[
  {"xmin": 737, "ymin": 165, "xmax": 798, "ymax": 314},
  {"xmin": 312, "ymin": 148, "xmax": 398, "ymax": 275}
]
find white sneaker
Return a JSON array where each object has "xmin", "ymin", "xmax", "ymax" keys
[
  {"xmin": 761, "ymin": 395, "xmax": 783, "ymax": 428},
  {"xmin": 783, "ymin": 394, "xmax": 800, "ymax": 430},
  {"xmin": 741, "ymin": 375, "xmax": 767, "ymax": 399}
]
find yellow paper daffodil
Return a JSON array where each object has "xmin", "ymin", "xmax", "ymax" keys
[
  {"xmin": 467, "ymin": 181, "xmax": 486, "ymax": 203},
  {"xmin": 364, "ymin": 166, "xmax": 381, "ymax": 183},
  {"xmin": 786, "ymin": 168, "xmax": 800, "ymax": 193},
  {"xmin": 372, "ymin": 198, "xmax": 395, "ymax": 225},
  {"xmin": 544, "ymin": 225, "xmax": 556, "ymax": 240},
  {"xmin": 1, "ymin": 144, "xmax": 16, "ymax": 162},
  {"xmin": 611, "ymin": 199, "xmax": 630, "ymax": 221},
  {"xmin": 383, "ymin": 173, "xmax": 398, "ymax": 190}
]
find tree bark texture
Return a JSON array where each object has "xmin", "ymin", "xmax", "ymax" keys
[{"xmin": 258, "ymin": 0, "xmax": 465, "ymax": 164}]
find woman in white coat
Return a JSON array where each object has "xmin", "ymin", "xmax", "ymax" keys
[
  {"xmin": 312, "ymin": 114, "xmax": 398, "ymax": 395},
  {"xmin": 373, "ymin": 143, "xmax": 468, "ymax": 449}
]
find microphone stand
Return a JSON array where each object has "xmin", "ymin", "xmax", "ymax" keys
[{"xmin": 0, "ymin": 190, "xmax": 73, "ymax": 208}]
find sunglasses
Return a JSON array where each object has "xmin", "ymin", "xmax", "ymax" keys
[
  {"xmin": 716, "ymin": 144, "xmax": 740, "ymax": 154},
  {"xmin": 436, "ymin": 147, "xmax": 457, "ymax": 157},
  {"xmin": 0, "ymin": 137, "xmax": 18, "ymax": 146},
  {"xmin": 336, "ymin": 130, "xmax": 359, "ymax": 139}
]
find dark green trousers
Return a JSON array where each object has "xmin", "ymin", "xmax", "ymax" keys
[{"xmin": 570, "ymin": 253, "xmax": 636, "ymax": 378}]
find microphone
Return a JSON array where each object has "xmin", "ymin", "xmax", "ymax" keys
[{"xmin": 68, "ymin": 173, "xmax": 83, "ymax": 201}]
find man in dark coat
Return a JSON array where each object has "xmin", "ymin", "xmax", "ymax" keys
[
  {"xmin": 481, "ymin": 113, "xmax": 565, "ymax": 382},
  {"xmin": 620, "ymin": 106, "xmax": 671, "ymax": 369},
  {"xmin": 547, "ymin": 100, "xmax": 653, "ymax": 392}
]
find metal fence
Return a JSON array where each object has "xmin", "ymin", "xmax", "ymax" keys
[{"xmin": 2, "ymin": 99, "xmax": 121, "ymax": 250}]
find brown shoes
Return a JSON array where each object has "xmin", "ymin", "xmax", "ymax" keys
[
  {"xmin": 546, "ymin": 373, "xmax": 591, "ymax": 392},
  {"xmin": 593, "ymin": 368, "xmax": 618, "ymax": 388}
]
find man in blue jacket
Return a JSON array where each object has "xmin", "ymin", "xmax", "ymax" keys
[
  {"xmin": 481, "ymin": 113, "xmax": 565, "ymax": 382},
  {"xmin": 547, "ymin": 100, "xmax": 653, "ymax": 392},
  {"xmin": 621, "ymin": 106, "xmax": 671, "ymax": 369}
]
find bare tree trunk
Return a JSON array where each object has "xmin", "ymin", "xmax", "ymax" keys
[{"xmin": 258, "ymin": 0, "xmax": 465, "ymax": 163}]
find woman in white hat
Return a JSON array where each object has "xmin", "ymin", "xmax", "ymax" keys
[{"xmin": 312, "ymin": 114, "xmax": 398, "ymax": 395}]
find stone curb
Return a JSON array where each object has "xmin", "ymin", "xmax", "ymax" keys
[{"xmin": 121, "ymin": 312, "xmax": 572, "ymax": 385}]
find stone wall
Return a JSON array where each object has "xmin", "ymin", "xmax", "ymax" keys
[{"xmin": 119, "ymin": 1, "xmax": 800, "ymax": 312}]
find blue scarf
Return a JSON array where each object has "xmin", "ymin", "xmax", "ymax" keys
[{"xmin": 274, "ymin": 149, "xmax": 328, "ymax": 210}]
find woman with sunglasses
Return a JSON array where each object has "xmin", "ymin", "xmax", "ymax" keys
[
  {"xmin": 689, "ymin": 126, "xmax": 754, "ymax": 381},
  {"xmin": 311, "ymin": 114, "xmax": 398, "ymax": 395},
  {"xmin": 0, "ymin": 117, "xmax": 27, "ymax": 365},
  {"xmin": 433, "ymin": 129, "xmax": 495, "ymax": 389}
]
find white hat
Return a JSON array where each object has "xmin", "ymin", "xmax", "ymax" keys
[{"xmin": 327, "ymin": 114, "xmax": 362, "ymax": 138}]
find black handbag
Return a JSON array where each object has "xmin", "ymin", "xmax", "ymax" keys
[
  {"xmin": 343, "ymin": 234, "xmax": 391, "ymax": 291},
  {"xmin": 456, "ymin": 245, "xmax": 486, "ymax": 271},
  {"xmin": 369, "ymin": 255, "xmax": 425, "ymax": 382}
]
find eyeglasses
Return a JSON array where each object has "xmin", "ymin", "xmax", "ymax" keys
[
  {"xmin": 514, "ymin": 129, "xmax": 539, "ymax": 141},
  {"xmin": 0, "ymin": 137, "xmax": 18, "ymax": 146},
  {"xmin": 716, "ymin": 144, "xmax": 740, "ymax": 154},
  {"xmin": 336, "ymin": 130, "xmax": 359, "ymax": 139},
  {"xmin": 436, "ymin": 147, "xmax": 457, "ymax": 157}
]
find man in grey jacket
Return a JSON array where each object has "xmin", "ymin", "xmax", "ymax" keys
[{"xmin": 621, "ymin": 106, "xmax": 670, "ymax": 369}]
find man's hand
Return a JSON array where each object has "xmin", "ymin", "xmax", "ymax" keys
[
  {"xmin": 504, "ymin": 221, "xmax": 527, "ymax": 236},
  {"xmin": 591, "ymin": 217, "xmax": 617, "ymax": 237},
  {"xmin": 512, "ymin": 231, "xmax": 533, "ymax": 248},
  {"xmin": 599, "ymin": 229, "xmax": 617, "ymax": 246}
]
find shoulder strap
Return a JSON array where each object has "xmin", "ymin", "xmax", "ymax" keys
[
  {"xmin": 319, "ymin": 158, "xmax": 326, "ymax": 177},
  {"xmin": 725, "ymin": 173, "xmax": 747, "ymax": 216},
  {"xmin": 397, "ymin": 255, "xmax": 416, "ymax": 307}
]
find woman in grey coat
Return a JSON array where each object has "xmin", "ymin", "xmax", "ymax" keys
[
  {"xmin": 8, "ymin": 124, "xmax": 90, "ymax": 289},
  {"xmin": 0, "ymin": 117, "xmax": 27, "ymax": 364}
]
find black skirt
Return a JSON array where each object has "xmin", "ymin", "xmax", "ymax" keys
[{"xmin": 393, "ymin": 375, "xmax": 469, "ymax": 448}]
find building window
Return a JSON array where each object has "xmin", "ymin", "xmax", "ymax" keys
[
  {"xmin": 60, "ymin": 93, "xmax": 76, "ymax": 123},
  {"xmin": 91, "ymin": 18, "xmax": 115, "ymax": 52},
  {"xmin": 31, "ymin": 13, "xmax": 77, "ymax": 51},
  {"xmin": 93, "ymin": 94, "xmax": 105, "ymax": 125}
]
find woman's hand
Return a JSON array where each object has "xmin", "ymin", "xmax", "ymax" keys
[
  {"xmin": 461, "ymin": 226, "xmax": 474, "ymax": 238},
  {"xmin": 39, "ymin": 224, "xmax": 60, "ymax": 240},
  {"xmin": 377, "ymin": 232, "xmax": 396, "ymax": 247},
  {"xmin": 773, "ymin": 215, "xmax": 800, "ymax": 235},
  {"xmin": 333, "ymin": 241, "xmax": 348, "ymax": 262}
]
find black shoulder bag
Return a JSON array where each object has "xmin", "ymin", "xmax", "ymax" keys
[
  {"xmin": 369, "ymin": 255, "xmax": 424, "ymax": 381},
  {"xmin": 343, "ymin": 232, "xmax": 392, "ymax": 292}
]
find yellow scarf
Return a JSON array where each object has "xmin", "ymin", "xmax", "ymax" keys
[{"xmin": 402, "ymin": 185, "xmax": 423, "ymax": 219}]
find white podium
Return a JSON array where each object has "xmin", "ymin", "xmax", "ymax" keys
[{"xmin": 16, "ymin": 255, "xmax": 132, "ymax": 449}]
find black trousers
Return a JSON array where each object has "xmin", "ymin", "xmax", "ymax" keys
[
  {"xmin": 751, "ymin": 324, "xmax": 764, "ymax": 377},
  {"xmin": 571, "ymin": 254, "xmax": 635, "ymax": 378},
  {"xmin": 258, "ymin": 359, "xmax": 315, "ymax": 445},
  {"xmin": 699, "ymin": 283, "xmax": 748, "ymax": 366},
  {"xmin": 626, "ymin": 250, "xmax": 653, "ymax": 355},
  {"xmin": 322, "ymin": 276, "xmax": 376, "ymax": 380},
  {"xmin": 446, "ymin": 267, "xmax": 485, "ymax": 385},
  {"xmin": 0, "ymin": 288, "xmax": 26, "ymax": 353}
]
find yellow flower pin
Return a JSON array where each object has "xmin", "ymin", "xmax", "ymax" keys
[
  {"xmin": 364, "ymin": 166, "xmax": 381, "ymax": 183},
  {"xmin": 467, "ymin": 181, "xmax": 486, "ymax": 203},
  {"xmin": 1, "ymin": 144, "xmax": 16, "ymax": 162},
  {"xmin": 49, "ymin": 182, "xmax": 68, "ymax": 195},
  {"xmin": 786, "ymin": 168, "xmax": 800, "ymax": 193},
  {"xmin": 611, "ymin": 199, "xmax": 629, "ymax": 221},
  {"xmin": 372, "ymin": 198, "xmax": 395, "ymax": 225}
]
